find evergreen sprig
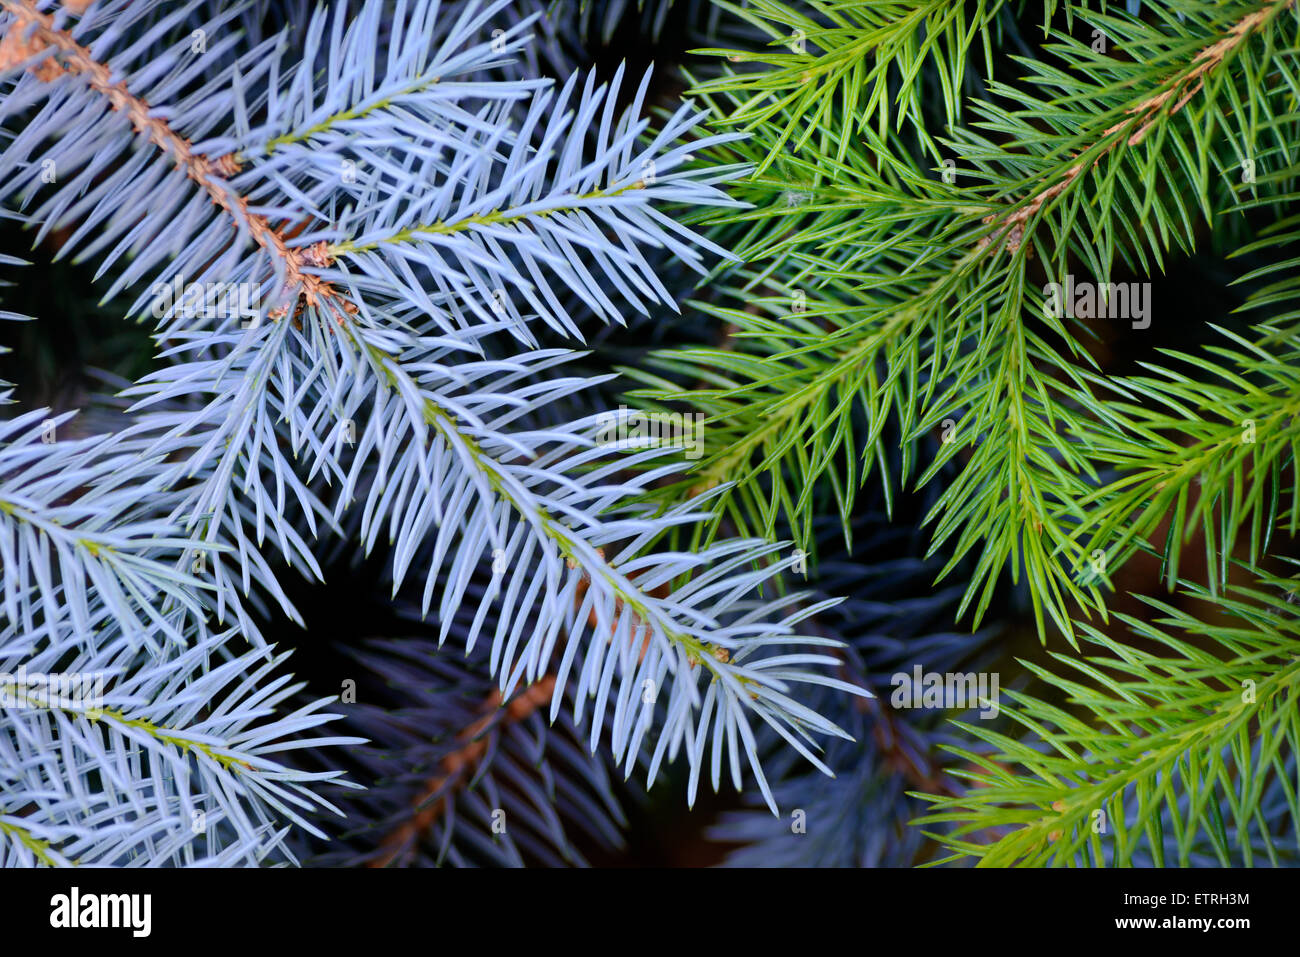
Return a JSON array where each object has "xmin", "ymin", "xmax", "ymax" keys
[
  {"xmin": 638, "ymin": 0, "xmax": 1300, "ymax": 639},
  {"xmin": 916, "ymin": 570, "xmax": 1300, "ymax": 867},
  {"xmin": 6, "ymin": 0, "xmax": 1299, "ymax": 870},
  {"xmin": 631, "ymin": 0, "xmax": 1300, "ymax": 866},
  {"xmin": 0, "ymin": 0, "xmax": 864, "ymax": 864}
]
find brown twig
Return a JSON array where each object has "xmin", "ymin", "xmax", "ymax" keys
[
  {"xmin": 367, "ymin": 554, "xmax": 672, "ymax": 866},
  {"xmin": 979, "ymin": 0, "xmax": 1291, "ymax": 254},
  {"xmin": 367, "ymin": 674, "xmax": 557, "ymax": 868},
  {"xmin": 0, "ymin": 0, "xmax": 346, "ymax": 316}
]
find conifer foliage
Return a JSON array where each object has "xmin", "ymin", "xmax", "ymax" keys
[
  {"xmin": 657, "ymin": 0, "xmax": 1300, "ymax": 866},
  {"xmin": 2, "ymin": 0, "xmax": 1299, "ymax": 869},
  {"xmin": 0, "ymin": 0, "xmax": 859, "ymax": 867}
]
